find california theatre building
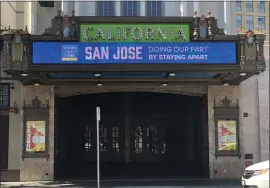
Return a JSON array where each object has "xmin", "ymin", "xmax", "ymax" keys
[{"xmin": 0, "ymin": 11, "xmax": 269, "ymax": 182}]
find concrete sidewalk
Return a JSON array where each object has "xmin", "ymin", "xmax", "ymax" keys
[{"xmin": 0, "ymin": 179, "xmax": 242, "ymax": 188}]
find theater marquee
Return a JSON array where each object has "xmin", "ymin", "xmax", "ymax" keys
[{"xmin": 31, "ymin": 22, "xmax": 237, "ymax": 65}]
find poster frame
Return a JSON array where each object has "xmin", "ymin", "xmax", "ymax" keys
[
  {"xmin": 214, "ymin": 117, "xmax": 240, "ymax": 157},
  {"xmin": 22, "ymin": 97, "xmax": 50, "ymax": 160},
  {"xmin": 22, "ymin": 119, "xmax": 49, "ymax": 159}
]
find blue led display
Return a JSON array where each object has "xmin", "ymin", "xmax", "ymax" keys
[{"xmin": 32, "ymin": 42, "xmax": 237, "ymax": 64}]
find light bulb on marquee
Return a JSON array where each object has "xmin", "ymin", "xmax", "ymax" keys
[
  {"xmin": 108, "ymin": 28, "xmax": 112, "ymax": 40},
  {"xmin": 176, "ymin": 28, "xmax": 186, "ymax": 41},
  {"xmin": 131, "ymin": 27, "xmax": 143, "ymax": 40},
  {"xmin": 123, "ymin": 28, "xmax": 128, "ymax": 40},
  {"xmin": 145, "ymin": 27, "xmax": 153, "ymax": 40},
  {"xmin": 96, "ymin": 28, "xmax": 105, "ymax": 40},
  {"xmin": 170, "ymin": 28, "xmax": 174, "ymax": 40},
  {"xmin": 117, "ymin": 27, "xmax": 121, "ymax": 40},
  {"xmin": 156, "ymin": 28, "xmax": 167, "ymax": 40},
  {"xmin": 83, "ymin": 26, "xmax": 93, "ymax": 41}
]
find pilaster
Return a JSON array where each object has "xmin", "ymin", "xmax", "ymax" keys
[
  {"xmin": 20, "ymin": 85, "xmax": 55, "ymax": 181},
  {"xmin": 208, "ymin": 85, "xmax": 244, "ymax": 179}
]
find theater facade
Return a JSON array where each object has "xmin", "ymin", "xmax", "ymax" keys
[{"xmin": 0, "ymin": 11, "xmax": 268, "ymax": 181}]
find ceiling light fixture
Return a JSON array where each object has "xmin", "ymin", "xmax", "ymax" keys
[
  {"xmin": 21, "ymin": 72, "xmax": 28, "ymax": 77},
  {"xmin": 240, "ymin": 73, "xmax": 247, "ymax": 76},
  {"xmin": 169, "ymin": 73, "xmax": 175, "ymax": 77},
  {"xmin": 94, "ymin": 73, "xmax": 101, "ymax": 77},
  {"xmin": 161, "ymin": 83, "xmax": 168, "ymax": 86},
  {"xmin": 97, "ymin": 83, "xmax": 103, "ymax": 87}
]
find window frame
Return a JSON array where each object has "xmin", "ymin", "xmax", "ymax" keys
[
  {"xmin": 258, "ymin": 16, "xmax": 265, "ymax": 30},
  {"xmin": 257, "ymin": 1, "xmax": 265, "ymax": 13},
  {"xmin": 121, "ymin": 1, "xmax": 140, "ymax": 16},
  {"xmin": 0, "ymin": 83, "xmax": 10, "ymax": 109},
  {"xmin": 245, "ymin": 1, "xmax": 253, "ymax": 12},
  {"xmin": 236, "ymin": 14, "xmax": 242, "ymax": 28},
  {"xmin": 96, "ymin": 1, "xmax": 116, "ymax": 17},
  {"xmin": 236, "ymin": 1, "xmax": 242, "ymax": 11},
  {"xmin": 246, "ymin": 15, "xmax": 254, "ymax": 30},
  {"xmin": 145, "ymin": 1, "xmax": 164, "ymax": 17}
]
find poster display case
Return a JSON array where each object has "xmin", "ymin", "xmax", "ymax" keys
[{"xmin": 22, "ymin": 96, "xmax": 50, "ymax": 160}]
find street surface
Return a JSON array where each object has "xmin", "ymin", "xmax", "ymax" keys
[{"xmin": 0, "ymin": 179, "xmax": 242, "ymax": 188}]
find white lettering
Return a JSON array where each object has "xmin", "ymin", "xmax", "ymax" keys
[
  {"xmin": 113, "ymin": 46, "xmax": 142, "ymax": 60},
  {"xmin": 85, "ymin": 47, "xmax": 109, "ymax": 60}
]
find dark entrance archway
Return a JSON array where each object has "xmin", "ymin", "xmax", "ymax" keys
[{"xmin": 54, "ymin": 92, "xmax": 209, "ymax": 179}]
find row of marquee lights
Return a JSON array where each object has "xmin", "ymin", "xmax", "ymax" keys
[
  {"xmin": 82, "ymin": 26, "xmax": 188, "ymax": 41},
  {"xmin": 20, "ymin": 72, "xmax": 247, "ymax": 86}
]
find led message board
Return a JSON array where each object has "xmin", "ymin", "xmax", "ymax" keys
[
  {"xmin": 32, "ymin": 42, "xmax": 237, "ymax": 64},
  {"xmin": 80, "ymin": 23, "xmax": 191, "ymax": 42}
]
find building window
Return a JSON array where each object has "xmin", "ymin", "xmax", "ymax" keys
[
  {"xmin": 97, "ymin": 1, "xmax": 115, "ymax": 16},
  {"xmin": 257, "ymin": 1, "xmax": 265, "ymax": 13},
  {"xmin": 246, "ymin": 15, "xmax": 254, "ymax": 30},
  {"xmin": 258, "ymin": 16, "xmax": 265, "ymax": 30},
  {"xmin": 236, "ymin": 1, "xmax": 242, "ymax": 11},
  {"xmin": 246, "ymin": 1, "xmax": 253, "ymax": 12},
  {"xmin": 0, "ymin": 84, "xmax": 10, "ymax": 108},
  {"xmin": 146, "ymin": 1, "xmax": 162, "ymax": 16},
  {"xmin": 236, "ymin": 15, "xmax": 242, "ymax": 28},
  {"xmin": 122, "ymin": 1, "xmax": 139, "ymax": 16}
]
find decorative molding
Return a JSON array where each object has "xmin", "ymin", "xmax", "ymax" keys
[
  {"xmin": 23, "ymin": 96, "xmax": 49, "ymax": 108},
  {"xmin": 214, "ymin": 95, "xmax": 239, "ymax": 108}
]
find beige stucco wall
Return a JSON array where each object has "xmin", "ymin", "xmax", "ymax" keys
[{"xmin": 20, "ymin": 85, "xmax": 54, "ymax": 181}]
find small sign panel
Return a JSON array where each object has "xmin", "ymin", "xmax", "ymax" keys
[{"xmin": 61, "ymin": 45, "xmax": 78, "ymax": 61}]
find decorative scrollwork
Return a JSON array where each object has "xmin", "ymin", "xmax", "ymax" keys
[
  {"xmin": 214, "ymin": 95, "xmax": 239, "ymax": 108},
  {"xmin": 23, "ymin": 96, "xmax": 49, "ymax": 108}
]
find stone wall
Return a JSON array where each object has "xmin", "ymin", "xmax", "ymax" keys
[
  {"xmin": 258, "ymin": 43, "xmax": 269, "ymax": 161},
  {"xmin": 208, "ymin": 85, "xmax": 245, "ymax": 179},
  {"xmin": 20, "ymin": 85, "xmax": 54, "ymax": 181}
]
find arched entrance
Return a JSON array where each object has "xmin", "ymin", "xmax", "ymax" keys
[{"xmin": 54, "ymin": 91, "xmax": 209, "ymax": 179}]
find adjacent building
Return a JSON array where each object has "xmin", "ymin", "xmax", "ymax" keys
[{"xmin": 0, "ymin": 1, "xmax": 269, "ymax": 182}]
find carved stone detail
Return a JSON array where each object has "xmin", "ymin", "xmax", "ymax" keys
[
  {"xmin": 70, "ymin": 10, "xmax": 77, "ymax": 40},
  {"xmin": 206, "ymin": 11, "xmax": 213, "ymax": 39},
  {"xmin": 23, "ymin": 96, "xmax": 49, "ymax": 108},
  {"xmin": 214, "ymin": 95, "xmax": 239, "ymax": 108},
  {"xmin": 55, "ymin": 10, "xmax": 63, "ymax": 40},
  {"xmin": 193, "ymin": 10, "xmax": 199, "ymax": 40}
]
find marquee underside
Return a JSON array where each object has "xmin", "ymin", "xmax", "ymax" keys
[{"xmin": 5, "ymin": 70, "xmax": 254, "ymax": 85}]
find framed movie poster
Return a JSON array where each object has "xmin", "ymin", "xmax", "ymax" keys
[
  {"xmin": 25, "ymin": 121, "xmax": 46, "ymax": 153},
  {"xmin": 217, "ymin": 120, "xmax": 237, "ymax": 151}
]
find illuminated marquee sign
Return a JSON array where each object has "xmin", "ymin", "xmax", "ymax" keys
[
  {"xmin": 32, "ymin": 41, "xmax": 237, "ymax": 64},
  {"xmin": 80, "ymin": 23, "xmax": 191, "ymax": 42},
  {"xmin": 31, "ymin": 23, "xmax": 236, "ymax": 64}
]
